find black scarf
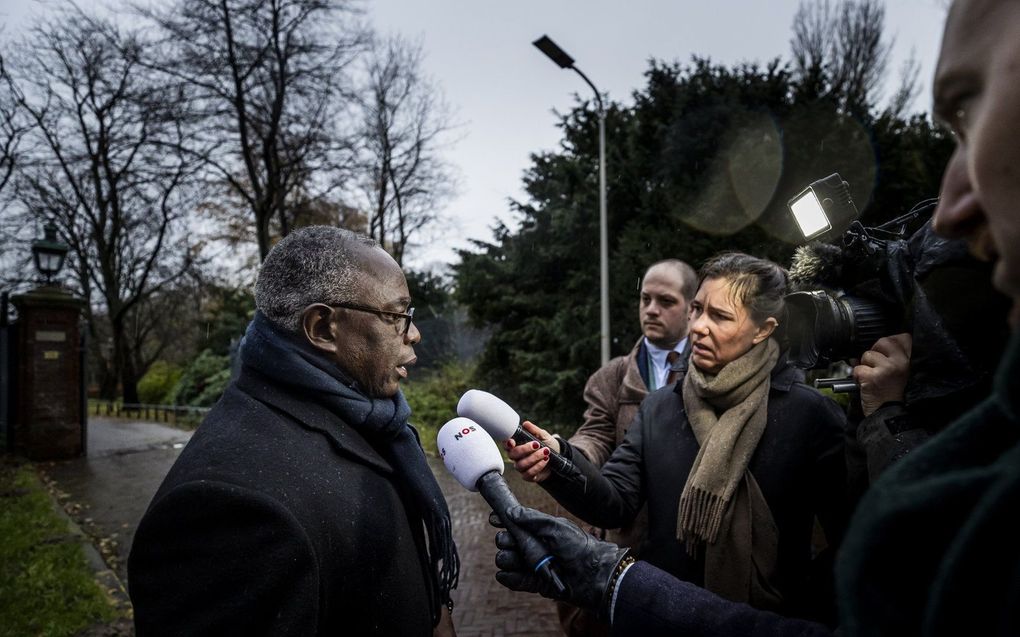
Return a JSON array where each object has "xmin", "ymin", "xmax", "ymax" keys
[{"xmin": 240, "ymin": 311, "xmax": 459, "ymax": 622}]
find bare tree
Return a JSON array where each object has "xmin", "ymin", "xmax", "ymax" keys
[
  {"xmin": 790, "ymin": 0, "xmax": 892, "ymax": 114},
  {"xmin": 0, "ymin": 53, "xmax": 28, "ymax": 197},
  {"xmin": 6, "ymin": 7, "xmax": 198, "ymax": 402},
  {"xmin": 887, "ymin": 50, "xmax": 922, "ymax": 119},
  {"xmin": 356, "ymin": 35, "xmax": 457, "ymax": 265},
  {"xmin": 0, "ymin": 52, "xmax": 31, "ymax": 285},
  {"xmin": 140, "ymin": 0, "xmax": 366, "ymax": 261}
]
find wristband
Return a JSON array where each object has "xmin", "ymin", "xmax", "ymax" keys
[{"xmin": 601, "ymin": 553, "xmax": 635, "ymax": 622}]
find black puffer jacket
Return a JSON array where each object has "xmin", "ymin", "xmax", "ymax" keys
[{"xmin": 545, "ymin": 354, "xmax": 848, "ymax": 621}]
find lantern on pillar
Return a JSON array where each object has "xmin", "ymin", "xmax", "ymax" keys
[{"xmin": 31, "ymin": 222, "xmax": 69, "ymax": 285}]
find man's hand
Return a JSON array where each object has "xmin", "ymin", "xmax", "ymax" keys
[
  {"xmin": 491, "ymin": 505, "xmax": 629, "ymax": 619},
  {"xmin": 852, "ymin": 333, "xmax": 912, "ymax": 417},
  {"xmin": 504, "ymin": 421, "xmax": 559, "ymax": 483},
  {"xmin": 432, "ymin": 604, "xmax": 456, "ymax": 637}
]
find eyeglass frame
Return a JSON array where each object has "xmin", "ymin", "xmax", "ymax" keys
[{"xmin": 328, "ymin": 301, "xmax": 415, "ymax": 336}]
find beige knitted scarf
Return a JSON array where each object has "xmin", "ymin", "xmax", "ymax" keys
[{"xmin": 678, "ymin": 337, "xmax": 783, "ymax": 608}]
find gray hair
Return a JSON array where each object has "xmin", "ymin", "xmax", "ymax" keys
[{"xmin": 254, "ymin": 226, "xmax": 380, "ymax": 332}]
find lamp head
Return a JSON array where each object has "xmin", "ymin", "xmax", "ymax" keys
[
  {"xmin": 788, "ymin": 173, "xmax": 859, "ymax": 243},
  {"xmin": 533, "ymin": 35, "xmax": 574, "ymax": 69},
  {"xmin": 31, "ymin": 222, "xmax": 69, "ymax": 284}
]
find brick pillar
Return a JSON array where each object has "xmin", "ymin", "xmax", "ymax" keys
[{"xmin": 11, "ymin": 286, "xmax": 85, "ymax": 460}]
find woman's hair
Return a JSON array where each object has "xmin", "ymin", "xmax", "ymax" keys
[{"xmin": 698, "ymin": 252, "xmax": 789, "ymax": 325}]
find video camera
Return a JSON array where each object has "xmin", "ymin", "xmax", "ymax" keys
[{"xmin": 782, "ymin": 174, "xmax": 937, "ymax": 372}]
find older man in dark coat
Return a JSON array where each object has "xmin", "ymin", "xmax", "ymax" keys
[{"xmin": 128, "ymin": 227, "xmax": 458, "ymax": 636}]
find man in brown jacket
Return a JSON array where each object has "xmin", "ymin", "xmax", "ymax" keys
[{"xmin": 556, "ymin": 258, "xmax": 697, "ymax": 636}]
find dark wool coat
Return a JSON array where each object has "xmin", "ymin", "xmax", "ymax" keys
[
  {"xmin": 547, "ymin": 356, "xmax": 849, "ymax": 622},
  {"xmin": 128, "ymin": 368, "xmax": 436, "ymax": 636}
]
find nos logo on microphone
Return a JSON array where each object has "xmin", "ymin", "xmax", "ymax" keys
[{"xmin": 440, "ymin": 424, "xmax": 478, "ymax": 459}]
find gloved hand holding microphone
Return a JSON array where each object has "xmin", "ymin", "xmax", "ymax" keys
[{"xmin": 490, "ymin": 505, "xmax": 632, "ymax": 622}]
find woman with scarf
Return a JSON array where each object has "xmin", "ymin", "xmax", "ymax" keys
[{"xmin": 508, "ymin": 252, "xmax": 848, "ymax": 623}]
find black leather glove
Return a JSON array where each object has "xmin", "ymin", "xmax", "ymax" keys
[{"xmin": 491, "ymin": 505, "xmax": 630, "ymax": 620}]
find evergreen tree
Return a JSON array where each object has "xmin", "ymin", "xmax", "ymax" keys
[{"xmin": 455, "ymin": 57, "xmax": 951, "ymax": 429}]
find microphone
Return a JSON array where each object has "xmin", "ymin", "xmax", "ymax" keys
[
  {"xmin": 789, "ymin": 242, "xmax": 846, "ymax": 290},
  {"xmin": 457, "ymin": 390, "xmax": 579, "ymax": 479},
  {"xmin": 437, "ymin": 417, "xmax": 566, "ymax": 596}
]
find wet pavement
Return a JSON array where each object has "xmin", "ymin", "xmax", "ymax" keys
[
  {"xmin": 39, "ymin": 419, "xmax": 191, "ymax": 579},
  {"xmin": 40, "ymin": 417, "xmax": 568, "ymax": 636}
]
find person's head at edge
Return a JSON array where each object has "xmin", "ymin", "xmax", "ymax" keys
[
  {"xmin": 932, "ymin": 0, "xmax": 1020, "ymax": 328},
  {"xmin": 253, "ymin": 226, "xmax": 421, "ymax": 398},
  {"xmin": 688, "ymin": 252, "xmax": 786, "ymax": 374},
  {"xmin": 639, "ymin": 259, "xmax": 698, "ymax": 349}
]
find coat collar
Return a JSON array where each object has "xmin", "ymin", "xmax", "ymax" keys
[
  {"xmin": 234, "ymin": 367, "xmax": 395, "ymax": 475},
  {"xmin": 622, "ymin": 338, "xmax": 651, "ymax": 402},
  {"xmin": 769, "ymin": 352, "xmax": 804, "ymax": 391}
]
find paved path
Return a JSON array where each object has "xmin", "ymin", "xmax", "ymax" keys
[
  {"xmin": 39, "ymin": 418, "xmax": 191, "ymax": 580},
  {"xmin": 41, "ymin": 417, "xmax": 568, "ymax": 636}
]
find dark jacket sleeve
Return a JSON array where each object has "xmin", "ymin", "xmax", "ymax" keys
[
  {"xmin": 855, "ymin": 403, "xmax": 931, "ymax": 482},
  {"xmin": 611, "ymin": 561, "xmax": 832, "ymax": 637},
  {"xmin": 803, "ymin": 387, "xmax": 851, "ymax": 550},
  {"xmin": 545, "ymin": 407, "xmax": 648, "ymax": 529},
  {"xmin": 129, "ymin": 480, "xmax": 319, "ymax": 636}
]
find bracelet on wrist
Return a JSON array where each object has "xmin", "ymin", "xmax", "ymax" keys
[{"xmin": 601, "ymin": 554, "xmax": 636, "ymax": 621}]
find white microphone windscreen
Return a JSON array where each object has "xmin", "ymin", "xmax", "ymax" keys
[
  {"xmin": 437, "ymin": 417, "xmax": 505, "ymax": 492},
  {"xmin": 457, "ymin": 390, "xmax": 521, "ymax": 440}
]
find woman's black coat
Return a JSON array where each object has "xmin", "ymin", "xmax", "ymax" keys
[
  {"xmin": 128, "ymin": 368, "xmax": 436, "ymax": 636},
  {"xmin": 546, "ymin": 357, "xmax": 848, "ymax": 620}
]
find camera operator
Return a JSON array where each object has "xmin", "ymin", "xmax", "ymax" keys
[
  {"xmin": 847, "ymin": 221, "xmax": 1010, "ymax": 486},
  {"xmin": 491, "ymin": 1, "xmax": 1020, "ymax": 633}
]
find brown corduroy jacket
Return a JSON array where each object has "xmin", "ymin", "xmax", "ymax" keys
[{"xmin": 567, "ymin": 338, "xmax": 651, "ymax": 549}]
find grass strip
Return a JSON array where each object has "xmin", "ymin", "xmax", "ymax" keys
[{"xmin": 0, "ymin": 457, "xmax": 119, "ymax": 637}]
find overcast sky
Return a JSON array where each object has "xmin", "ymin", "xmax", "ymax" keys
[{"xmin": 3, "ymin": 0, "xmax": 951, "ymax": 271}]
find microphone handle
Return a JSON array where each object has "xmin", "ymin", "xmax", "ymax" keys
[
  {"xmin": 476, "ymin": 472, "xmax": 566, "ymax": 596},
  {"xmin": 510, "ymin": 428, "xmax": 577, "ymax": 478}
]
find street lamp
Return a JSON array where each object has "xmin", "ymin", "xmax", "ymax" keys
[
  {"xmin": 533, "ymin": 35, "xmax": 610, "ymax": 366},
  {"xmin": 31, "ymin": 222, "xmax": 69, "ymax": 285}
]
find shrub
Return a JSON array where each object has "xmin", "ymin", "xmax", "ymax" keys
[
  {"xmin": 170, "ymin": 349, "xmax": 232, "ymax": 407},
  {"xmin": 137, "ymin": 361, "xmax": 183, "ymax": 404},
  {"xmin": 403, "ymin": 361, "xmax": 476, "ymax": 455},
  {"xmin": 194, "ymin": 368, "xmax": 233, "ymax": 407}
]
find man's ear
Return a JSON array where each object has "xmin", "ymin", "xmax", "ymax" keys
[
  {"xmin": 302, "ymin": 304, "xmax": 338, "ymax": 354},
  {"xmin": 752, "ymin": 317, "xmax": 778, "ymax": 344}
]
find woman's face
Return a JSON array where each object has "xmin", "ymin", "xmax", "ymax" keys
[{"xmin": 688, "ymin": 277, "xmax": 777, "ymax": 374}]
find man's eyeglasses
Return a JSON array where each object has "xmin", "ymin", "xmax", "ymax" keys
[{"xmin": 329, "ymin": 302, "xmax": 415, "ymax": 336}]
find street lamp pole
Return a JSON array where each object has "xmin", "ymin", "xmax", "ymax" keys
[{"xmin": 532, "ymin": 35, "xmax": 610, "ymax": 366}]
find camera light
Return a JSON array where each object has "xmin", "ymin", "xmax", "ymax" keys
[
  {"xmin": 787, "ymin": 173, "xmax": 859, "ymax": 244},
  {"xmin": 789, "ymin": 188, "xmax": 832, "ymax": 241}
]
